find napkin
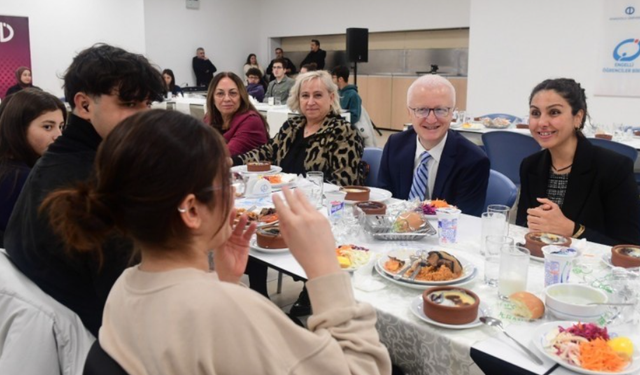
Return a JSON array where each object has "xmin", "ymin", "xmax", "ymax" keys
[{"xmin": 352, "ymin": 259, "xmax": 387, "ymax": 292}]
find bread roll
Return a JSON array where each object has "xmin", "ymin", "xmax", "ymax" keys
[
  {"xmin": 394, "ymin": 211, "xmax": 424, "ymax": 233},
  {"xmin": 509, "ymin": 292, "xmax": 545, "ymax": 320}
]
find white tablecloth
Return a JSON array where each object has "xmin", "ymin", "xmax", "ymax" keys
[{"xmin": 236, "ymin": 192, "xmax": 632, "ymax": 375}]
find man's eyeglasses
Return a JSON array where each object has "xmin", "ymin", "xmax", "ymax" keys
[{"xmin": 408, "ymin": 107, "xmax": 451, "ymax": 119}]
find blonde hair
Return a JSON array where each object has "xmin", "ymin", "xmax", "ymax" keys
[
  {"xmin": 287, "ymin": 71, "xmax": 341, "ymax": 117},
  {"xmin": 407, "ymin": 75, "xmax": 456, "ymax": 108}
]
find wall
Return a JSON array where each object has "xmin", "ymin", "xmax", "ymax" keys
[
  {"xmin": 0, "ymin": 0, "xmax": 146, "ymax": 97},
  {"xmin": 143, "ymin": 0, "xmax": 261, "ymax": 87},
  {"xmin": 256, "ymin": 0, "xmax": 471, "ymax": 67},
  {"xmin": 467, "ymin": 0, "xmax": 640, "ymax": 125}
]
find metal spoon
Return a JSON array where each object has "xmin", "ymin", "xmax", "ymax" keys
[
  {"xmin": 479, "ymin": 316, "xmax": 544, "ymax": 365},
  {"xmin": 587, "ymin": 302, "xmax": 635, "ymax": 306}
]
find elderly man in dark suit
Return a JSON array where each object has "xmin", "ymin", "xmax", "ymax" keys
[{"xmin": 378, "ymin": 75, "xmax": 489, "ymax": 217}]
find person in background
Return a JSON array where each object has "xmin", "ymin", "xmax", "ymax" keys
[
  {"xmin": 243, "ymin": 53, "xmax": 264, "ymax": 79},
  {"xmin": 245, "ymin": 68, "xmax": 265, "ymax": 102},
  {"xmin": 266, "ymin": 47, "xmax": 297, "ymax": 82},
  {"xmin": 234, "ymin": 71, "xmax": 363, "ymax": 309},
  {"xmin": 5, "ymin": 67, "xmax": 41, "ymax": 97},
  {"xmin": 299, "ymin": 63, "xmax": 318, "ymax": 74},
  {"xmin": 43, "ymin": 109, "xmax": 390, "ymax": 375},
  {"xmin": 162, "ymin": 69, "xmax": 183, "ymax": 97},
  {"xmin": 264, "ymin": 58, "xmax": 295, "ymax": 104},
  {"xmin": 331, "ymin": 65, "xmax": 361, "ymax": 125},
  {"xmin": 516, "ymin": 78, "xmax": 640, "ymax": 246},
  {"xmin": 206, "ymin": 72, "xmax": 268, "ymax": 156},
  {"xmin": 192, "ymin": 47, "xmax": 217, "ymax": 87},
  {"xmin": 0, "ymin": 89, "xmax": 65, "ymax": 246},
  {"xmin": 378, "ymin": 74, "xmax": 489, "ymax": 217},
  {"xmin": 300, "ymin": 39, "xmax": 326, "ymax": 70},
  {"xmin": 4, "ymin": 44, "xmax": 165, "ymax": 337}
]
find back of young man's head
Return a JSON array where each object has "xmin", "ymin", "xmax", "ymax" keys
[
  {"xmin": 63, "ymin": 44, "xmax": 164, "ymax": 110},
  {"xmin": 332, "ymin": 65, "xmax": 349, "ymax": 82}
]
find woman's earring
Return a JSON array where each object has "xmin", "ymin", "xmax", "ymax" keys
[{"xmin": 177, "ymin": 207, "xmax": 187, "ymax": 213}]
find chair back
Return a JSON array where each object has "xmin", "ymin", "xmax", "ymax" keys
[
  {"xmin": 362, "ymin": 147, "xmax": 383, "ymax": 187},
  {"xmin": 83, "ymin": 340, "xmax": 129, "ymax": 375},
  {"xmin": 354, "ymin": 106, "xmax": 378, "ymax": 148},
  {"xmin": 481, "ymin": 131, "xmax": 541, "ymax": 185},
  {"xmin": 479, "ymin": 113, "xmax": 521, "ymax": 123},
  {"xmin": 484, "ymin": 170, "xmax": 518, "ymax": 212},
  {"xmin": 0, "ymin": 249, "xmax": 95, "ymax": 375},
  {"xmin": 588, "ymin": 138, "xmax": 638, "ymax": 162}
]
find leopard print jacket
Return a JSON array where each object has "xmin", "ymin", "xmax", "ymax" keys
[{"xmin": 235, "ymin": 114, "xmax": 363, "ymax": 186}]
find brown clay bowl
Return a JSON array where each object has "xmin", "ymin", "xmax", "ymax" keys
[
  {"xmin": 353, "ymin": 201, "xmax": 387, "ymax": 215},
  {"xmin": 247, "ymin": 162, "xmax": 271, "ymax": 172},
  {"xmin": 256, "ymin": 227, "xmax": 287, "ymax": 249},
  {"xmin": 423, "ymin": 286, "xmax": 480, "ymax": 325},
  {"xmin": 611, "ymin": 244, "xmax": 640, "ymax": 268},
  {"xmin": 524, "ymin": 232, "xmax": 571, "ymax": 258},
  {"xmin": 340, "ymin": 186, "xmax": 371, "ymax": 202},
  {"xmin": 594, "ymin": 133, "xmax": 613, "ymax": 141},
  {"xmin": 516, "ymin": 123, "xmax": 529, "ymax": 129}
]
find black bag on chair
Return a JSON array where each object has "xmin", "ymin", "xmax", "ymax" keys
[{"xmin": 83, "ymin": 340, "xmax": 129, "ymax": 375}]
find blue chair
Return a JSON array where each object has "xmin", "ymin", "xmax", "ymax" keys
[
  {"xmin": 481, "ymin": 131, "xmax": 541, "ymax": 186},
  {"xmin": 484, "ymin": 170, "xmax": 518, "ymax": 212},
  {"xmin": 588, "ymin": 138, "xmax": 638, "ymax": 163},
  {"xmin": 362, "ymin": 147, "xmax": 383, "ymax": 187},
  {"xmin": 479, "ymin": 113, "xmax": 522, "ymax": 123}
]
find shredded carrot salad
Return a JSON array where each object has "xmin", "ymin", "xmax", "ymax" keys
[{"xmin": 579, "ymin": 338, "xmax": 628, "ymax": 372}]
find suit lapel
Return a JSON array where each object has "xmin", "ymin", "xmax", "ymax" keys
[
  {"xmin": 561, "ymin": 137, "xmax": 595, "ymax": 220},
  {"xmin": 399, "ymin": 129, "xmax": 418, "ymax": 198},
  {"xmin": 433, "ymin": 131, "xmax": 456, "ymax": 199}
]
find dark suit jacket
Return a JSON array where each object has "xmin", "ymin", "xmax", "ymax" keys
[
  {"xmin": 516, "ymin": 136, "xmax": 640, "ymax": 246},
  {"xmin": 379, "ymin": 128, "xmax": 490, "ymax": 217}
]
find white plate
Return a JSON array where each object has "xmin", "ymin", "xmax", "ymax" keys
[
  {"xmin": 376, "ymin": 248, "xmax": 476, "ymax": 286},
  {"xmin": 249, "ymin": 237, "xmax": 289, "ymax": 254},
  {"xmin": 375, "ymin": 263, "xmax": 477, "ymax": 290},
  {"xmin": 532, "ymin": 321, "xmax": 640, "ymax": 374},
  {"xmin": 344, "ymin": 187, "xmax": 392, "ymax": 204},
  {"xmin": 601, "ymin": 253, "xmax": 614, "ymax": 268},
  {"xmin": 231, "ymin": 165, "xmax": 282, "ymax": 175},
  {"xmin": 265, "ymin": 173, "xmax": 297, "ymax": 189},
  {"xmin": 531, "ymin": 254, "xmax": 545, "ymax": 263},
  {"xmin": 337, "ymin": 246, "xmax": 371, "ymax": 272},
  {"xmin": 409, "ymin": 295, "xmax": 489, "ymax": 329}
]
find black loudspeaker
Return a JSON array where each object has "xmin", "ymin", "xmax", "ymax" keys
[{"xmin": 346, "ymin": 28, "xmax": 368, "ymax": 63}]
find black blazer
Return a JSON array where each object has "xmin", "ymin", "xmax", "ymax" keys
[
  {"xmin": 516, "ymin": 136, "xmax": 640, "ymax": 246},
  {"xmin": 378, "ymin": 128, "xmax": 490, "ymax": 217}
]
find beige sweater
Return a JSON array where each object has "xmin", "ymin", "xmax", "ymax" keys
[{"xmin": 99, "ymin": 267, "xmax": 391, "ymax": 375}]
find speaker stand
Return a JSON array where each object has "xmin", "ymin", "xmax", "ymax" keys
[{"xmin": 352, "ymin": 62, "xmax": 358, "ymax": 86}]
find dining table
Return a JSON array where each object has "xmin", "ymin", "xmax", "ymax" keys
[{"xmin": 235, "ymin": 187, "xmax": 640, "ymax": 375}]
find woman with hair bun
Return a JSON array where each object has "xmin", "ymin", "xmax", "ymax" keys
[
  {"xmin": 516, "ymin": 78, "xmax": 640, "ymax": 245},
  {"xmin": 42, "ymin": 110, "xmax": 390, "ymax": 375},
  {"xmin": 0, "ymin": 88, "xmax": 65, "ymax": 245}
]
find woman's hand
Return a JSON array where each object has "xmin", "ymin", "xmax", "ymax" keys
[
  {"xmin": 272, "ymin": 188, "xmax": 340, "ymax": 280},
  {"xmin": 215, "ymin": 209, "xmax": 257, "ymax": 283},
  {"xmin": 526, "ymin": 198, "xmax": 574, "ymax": 237}
]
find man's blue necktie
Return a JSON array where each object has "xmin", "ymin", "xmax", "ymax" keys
[{"xmin": 408, "ymin": 151, "xmax": 431, "ymax": 201}]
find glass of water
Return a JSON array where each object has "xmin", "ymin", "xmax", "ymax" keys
[
  {"xmin": 484, "ymin": 236, "xmax": 514, "ymax": 287},
  {"xmin": 306, "ymin": 171, "xmax": 324, "ymax": 207}
]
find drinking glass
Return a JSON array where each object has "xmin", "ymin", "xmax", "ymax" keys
[
  {"xmin": 306, "ymin": 171, "xmax": 324, "ymax": 207},
  {"xmin": 498, "ymin": 245, "xmax": 530, "ymax": 300},
  {"xmin": 484, "ymin": 236, "xmax": 514, "ymax": 287},
  {"xmin": 487, "ymin": 204, "xmax": 510, "ymax": 236},
  {"xmin": 275, "ymin": 98, "xmax": 282, "ymax": 106},
  {"xmin": 480, "ymin": 211, "xmax": 507, "ymax": 256},
  {"xmin": 230, "ymin": 171, "xmax": 247, "ymax": 198}
]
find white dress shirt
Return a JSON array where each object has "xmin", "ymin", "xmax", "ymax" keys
[{"xmin": 413, "ymin": 132, "xmax": 448, "ymax": 200}]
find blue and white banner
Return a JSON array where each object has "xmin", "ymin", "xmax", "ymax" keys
[{"xmin": 595, "ymin": 1, "xmax": 640, "ymax": 97}]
